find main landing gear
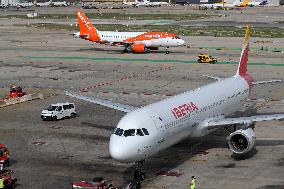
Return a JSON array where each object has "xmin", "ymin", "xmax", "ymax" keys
[
  {"xmin": 122, "ymin": 48, "xmax": 129, "ymax": 53},
  {"xmin": 166, "ymin": 47, "xmax": 170, "ymax": 54}
]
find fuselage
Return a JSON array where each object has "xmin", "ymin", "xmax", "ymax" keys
[
  {"xmin": 109, "ymin": 75, "xmax": 250, "ymax": 162},
  {"xmin": 76, "ymin": 10, "xmax": 185, "ymax": 50},
  {"xmin": 92, "ymin": 31, "xmax": 185, "ymax": 47}
]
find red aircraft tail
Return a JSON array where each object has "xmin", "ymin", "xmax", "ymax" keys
[
  {"xmin": 237, "ymin": 24, "xmax": 251, "ymax": 76},
  {"xmin": 76, "ymin": 10, "xmax": 100, "ymax": 42}
]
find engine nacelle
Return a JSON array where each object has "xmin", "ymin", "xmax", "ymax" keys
[
  {"xmin": 228, "ymin": 128, "xmax": 256, "ymax": 155},
  {"xmin": 131, "ymin": 44, "xmax": 146, "ymax": 53}
]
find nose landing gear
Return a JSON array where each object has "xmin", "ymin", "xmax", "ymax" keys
[
  {"xmin": 131, "ymin": 161, "xmax": 145, "ymax": 189},
  {"xmin": 134, "ymin": 160, "xmax": 145, "ymax": 181}
]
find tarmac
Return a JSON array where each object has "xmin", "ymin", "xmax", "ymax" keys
[{"xmin": 0, "ymin": 6, "xmax": 284, "ymax": 189}]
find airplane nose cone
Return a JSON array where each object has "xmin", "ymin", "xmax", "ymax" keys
[
  {"xmin": 109, "ymin": 135, "xmax": 131, "ymax": 162},
  {"xmin": 180, "ymin": 39, "xmax": 185, "ymax": 45}
]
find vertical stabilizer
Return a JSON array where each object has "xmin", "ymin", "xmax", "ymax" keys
[
  {"xmin": 76, "ymin": 10, "xmax": 100, "ymax": 41},
  {"xmin": 237, "ymin": 24, "xmax": 251, "ymax": 76},
  {"xmin": 239, "ymin": 0, "xmax": 249, "ymax": 6}
]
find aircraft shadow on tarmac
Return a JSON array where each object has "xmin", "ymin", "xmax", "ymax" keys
[
  {"xmin": 76, "ymin": 47, "xmax": 185, "ymax": 55},
  {"xmin": 256, "ymin": 185, "xmax": 284, "ymax": 189},
  {"xmin": 122, "ymin": 127, "xmax": 284, "ymax": 184},
  {"xmin": 121, "ymin": 103, "xmax": 284, "ymax": 184}
]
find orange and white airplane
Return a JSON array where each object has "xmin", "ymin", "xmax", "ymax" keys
[{"xmin": 74, "ymin": 10, "xmax": 185, "ymax": 54}]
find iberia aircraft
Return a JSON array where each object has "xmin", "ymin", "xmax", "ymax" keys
[
  {"xmin": 74, "ymin": 10, "xmax": 185, "ymax": 54},
  {"xmin": 66, "ymin": 25, "xmax": 283, "ymax": 182}
]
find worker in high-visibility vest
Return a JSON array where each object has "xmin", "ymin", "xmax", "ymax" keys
[
  {"xmin": 190, "ymin": 176, "xmax": 196, "ymax": 189},
  {"xmin": 0, "ymin": 177, "xmax": 4, "ymax": 189}
]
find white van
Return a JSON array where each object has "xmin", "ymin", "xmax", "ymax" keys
[{"xmin": 41, "ymin": 102, "xmax": 76, "ymax": 121}]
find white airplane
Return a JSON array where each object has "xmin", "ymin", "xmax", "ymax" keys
[
  {"xmin": 200, "ymin": 0, "xmax": 251, "ymax": 8},
  {"xmin": 74, "ymin": 10, "xmax": 184, "ymax": 54},
  {"xmin": 66, "ymin": 25, "xmax": 284, "ymax": 181},
  {"xmin": 247, "ymin": 0, "xmax": 268, "ymax": 6},
  {"xmin": 17, "ymin": 2, "xmax": 34, "ymax": 8},
  {"xmin": 123, "ymin": 0, "xmax": 169, "ymax": 7},
  {"xmin": 51, "ymin": 1, "xmax": 68, "ymax": 7},
  {"xmin": 34, "ymin": 0, "xmax": 51, "ymax": 7}
]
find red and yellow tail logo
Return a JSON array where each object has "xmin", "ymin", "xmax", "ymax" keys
[
  {"xmin": 237, "ymin": 24, "xmax": 251, "ymax": 76},
  {"xmin": 76, "ymin": 10, "xmax": 100, "ymax": 42}
]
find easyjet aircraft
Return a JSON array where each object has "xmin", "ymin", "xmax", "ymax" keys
[
  {"xmin": 74, "ymin": 10, "xmax": 185, "ymax": 54},
  {"xmin": 67, "ymin": 25, "xmax": 283, "ymax": 182}
]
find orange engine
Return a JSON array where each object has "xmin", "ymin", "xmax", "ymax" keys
[
  {"xmin": 131, "ymin": 44, "xmax": 146, "ymax": 53},
  {"xmin": 148, "ymin": 47, "xmax": 158, "ymax": 50}
]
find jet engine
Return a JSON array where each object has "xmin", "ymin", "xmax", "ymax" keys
[
  {"xmin": 131, "ymin": 44, "xmax": 146, "ymax": 53},
  {"xmin": 228, "ymin": 128, "xmax": 256, "ymax": 155}
]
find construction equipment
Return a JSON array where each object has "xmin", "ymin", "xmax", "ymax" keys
[
  {"xmin": 198, "ymin": 54, "xmax": 217, "ymax": 64},
  {"xmin": 0, "ymin": 144, "xmax": 10, "ymax": 167},
  {"xmin": 9, "ymin": 86, "xmax": 26, "ymax": 98},
  {"xmin": 0, "ymin": 170, "xmax": 17, "ymax": 189}
]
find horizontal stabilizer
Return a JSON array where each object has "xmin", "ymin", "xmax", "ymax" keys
[{"xmin": 253, "ymin": 79, "xmax": 282, "ymax": 85}]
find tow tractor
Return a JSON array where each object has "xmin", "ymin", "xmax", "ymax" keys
[
  {"xmin": 0, "ymin": 170, "xmax": 17, "ymax": 189},
  {"xmin": 0, "ymin": 144, "xmax": 10, "ymax": 167},
  {"xmin": 198, "ymin": 54, "xmax": 217, "ymax": 64}
]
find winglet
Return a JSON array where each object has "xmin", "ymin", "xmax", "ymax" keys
[
  {"xmin": 237, "ymin": 24, "xmax": 251, "ymax": 76},
  {"xmin": 76, "ymin": 10, "xmax": 100, "ymax": 42}
]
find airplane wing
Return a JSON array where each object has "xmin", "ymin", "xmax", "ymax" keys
[
  {"xmin": 66, "ymin": 91, "xmax": 138, "ymax": 113},
  {"xmin": 252, "ymin": 79, "xmax": 282, "ymax": 85},
  {"xmin": 206, "ymin": 114, "xmax": 284, "ymax": 130},
  {"xmin": 202, "ymin": 75, "xmax": 222, "ymax": 81}
]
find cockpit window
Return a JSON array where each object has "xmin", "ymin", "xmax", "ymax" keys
[
  {"xmin": 114, "ymin": 128, "xmax": 124, "ymax": 136},
  {"xmin": 172, "ymin": 36, "xmax": 180, "ymax": 39},
  {"xmin": 124, "ymin": 129, "xmax": 135, "ymax": 137},
  {"xmin": 142, "ymin": 128, "xmax": 149, "ymax": 135},
  {"xmin": 136, "ymin": 129, "xmax": 144, "ymax": 136}
]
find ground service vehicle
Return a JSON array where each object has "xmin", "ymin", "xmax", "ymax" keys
[
  {"xmin": 9, "ymin": 86, "xmax": 26, "ymax": 98},
  {"xmin": 72, "ymin": 177, "xmax": 118, "ymax": 189},
  {"xmin": 198, "ymin": 54, "xmax": 217, "ymax": 64},
  {"xmin": 0, "ymin": 170, "xmax": 17, "ymax": 189},
  {"xmin": 41, "ymin": 102, "xmax": 76, "ymax": 121},
  {"xmin": 0, "ymin": 144, "xmax": 10, "ymax": 167}
]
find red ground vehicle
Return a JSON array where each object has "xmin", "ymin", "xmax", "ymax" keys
[
  {"xmin": 0, "ymin": 170, "xmax": 17, "ymax": 189},
  {"xmin": 9, "ymin": 86, "xmax": 26, "ymax": 98},
  {"xmin": 72, "ymin": 177, "xmax": 118, "ymax": 189},
  {"xmin": 0, "ymin": 144, "xmax": 10, "ymax": 167}
]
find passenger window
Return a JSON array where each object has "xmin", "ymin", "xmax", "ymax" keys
[
  {"xmin": 124, "ymin": 129, "xmax": 135, "ymax": 137},
  {"xmin": 70, "ymin": 104, "xmax": 74, "ymax": 109},
  {"xmin": 114, "ymin": 128, "xmax": 123, "ymax": 136},
  {"xmin": 136, "ymin": 129, "xmax": 144, "ymax": 136},
  {"xmin": 142, "ymin": 128, "xmax": 149, "ymax": 135},
  {"xmin": 57, "ymin": 106, "xmax": 62, "ymax": 111}
]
